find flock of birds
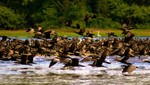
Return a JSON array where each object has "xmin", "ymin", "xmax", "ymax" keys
[{"xmin": 0, "ymin": 24, "xmax": 150, "ymax": 75}]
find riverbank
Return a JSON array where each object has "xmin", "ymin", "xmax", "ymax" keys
[{"xmin": 0, "ymin": 28, "xmax": 150, "ymax": 38}]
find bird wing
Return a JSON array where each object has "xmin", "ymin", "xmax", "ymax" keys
[{"xmin": 49, "ymin": 59, "xmax": 58, "ymax": 67}]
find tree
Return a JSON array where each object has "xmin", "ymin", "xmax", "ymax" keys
[
  {"xmin": 0, "ymin": 5, "xmax": 24, "ymax": 29},
  {"xmin": 0, "ymin": 0, "xmax": 150, "ymax": 29}
]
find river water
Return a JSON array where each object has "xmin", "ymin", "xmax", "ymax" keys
[
  {"xmin": 0, "ymin": 55, "xmax": 150, "ymax": 85},
  {"xmin": 0, "ymin": 36, "xmax": 150, "ymax": 85}
]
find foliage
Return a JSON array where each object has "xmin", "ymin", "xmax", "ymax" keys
[
  {"xmin": 0, "ymin": 5, "xmax": 24, "ymax": 30},
  {"xmin": 41, "ymin": 7, "xmax": 60, "ymax": 28},
  {"xmin": 86, "ymin": 17, "xmax": 121, "ymax": 29},
  {"xmin": 0, "ymin": 0, "xmax": 150, "ymax": 29}
]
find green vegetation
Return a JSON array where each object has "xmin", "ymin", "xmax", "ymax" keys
[
  {"xmin": 0, "ymin": 0, "xmax": 149, "ymax": 30},
  {"xmin": 0, "ymin": 30, "xmax": 33, "ymax": 38},
  {"xmin": 0, "ymin": 28, "xmax": 149, "ymax": 38}
]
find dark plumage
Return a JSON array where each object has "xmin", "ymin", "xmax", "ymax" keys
[
  {"xmin": 49, "ymin": 54, "xmax": 83, "ymax": 67},
  {"xmin": 0, "ymin": 36, "xmax": 8, "ymax": 41},
  {"xmin": 26, "ymin": 27, "xmax": 57, "ymax": 39},
  {"xmin": 64, "ymin": 58, "xmax": 82, "ymax": 67},
  {"xmin": 49, "ymin": 58, "xmax": 59, "ymax": 67},
  {"xmin": 27, "ymin": 54, "xmax": 35, "ymax": 63},
  {"xmin": 107, "ymin": 32, "xmax": 117, "ymax": 37},
  {"xmin": 124, "ymin": 33, "xmax": 135, "ymax": 43},
  {"xmin": 86, "ymin": 33, "xmax": 94, "ymax": 38},
  {"xmin": 120, "ymin": 47, "xmax": 134, "ymax": 64},
  {"xmin": 76, "ymin": 28, "xmax": 85, "ymax": 36},
  {"xmin": 120, "ymin": 26, "xmax": 135, "ymax": 43},
  {"xmin": 76, "ymin": 23, "xmax": 80, "ymax": 29},
  {"xmin": 122, "ymin": 23, "xmax": 134, "ymax": 30},
  {"xmin": 69, "ymin": 42, "xmax": 77, "ymax": 53},
  {"xmin": 20, "ymin": 54, "xmax": 35, "ymax": 64},
  {"xmin": 44, "ymin": 30, "xmax": 57, "ymax": 39},
  {"xmin": 86, "ymin": 30, "xmax": 94, "ymax": 38},
  {"xmin": 92, "ymin": 48, "xmax": 110, "ymax": 67},
  {"xmin": 121, "ymin": 28, "xmax": 129, "ymax": 35},
  {"xmin": 26, "ymin": 28, "xmax": 35, "ymax": 33},
  {"xmin": 84, "ymin": 14, "xmax": 90, "ymax": 22},
  {"xmin": 44, "ymin": 31, "xmax": 51, "ymax": 39},
  {"xmin": 65, "ymin": 20, "xmax": 72, "ymax": 27}
]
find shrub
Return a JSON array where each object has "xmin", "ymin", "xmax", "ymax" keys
[
  {"xmin": 86, "ymin": 17, "xmax": 121, "ymax": 29},
  {"xmin": 0, "ymin": 6, "xmax": 24, "ymax": 30}
]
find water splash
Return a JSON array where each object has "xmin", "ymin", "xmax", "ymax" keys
[{"xmin": 0, "ymin": 56, "xmax": 149, "ymax": 76}]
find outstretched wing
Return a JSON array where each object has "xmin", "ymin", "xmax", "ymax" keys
[{"xmin": 49, "ymin": 59, "xmax": 58, "ymax": 67}]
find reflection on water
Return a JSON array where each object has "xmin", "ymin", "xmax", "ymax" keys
[{"xmin": 0, "ymin": 56, "xmax": 150, "ymax": 84}]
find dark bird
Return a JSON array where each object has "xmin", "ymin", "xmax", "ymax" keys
[
  {"xmin": 92, "ymin": 47, "xmax": 111, "ymax": 67},
  {"xmin": 49, "ymin": 57, "xmax": 82, "ymax": 67},
  {"xmin": 64, "ymin": 58, "xmax": 82, "ymax": 67},
  {"xmin": 26, "ymin": 27, "xmax": 57, "ymax": 39},
  {"xmin": 121, "ymin": 28, "xmax": 129, "ymax": 35},
  {"xmin": 26, "ymin": 28, "xmax": 43, "ymax": 38},
  {"xmin": 26, "ymin": 28, "xmax": 35, "ymax": 33},
  {"xmin": 49, "ymin": 57, "xmax": 60, "ymax": 67},
  {"xmin": 68, "ymin": 41, "xmax": 77, "ymax": 53},
  {"xmin": 86, "ymin": 30, "xmax": 94, "ymax": 38},
  {"xmin": 44, "ymin": 30, "xmax": 57, "ymax": 39},
  {"xmin": 84, "ymin": 14, "xmax": 90, "ymax": 22},
  {"xmin": 37, "ymin": 26, "xmax": 45, "ymax": 33},
  {"xmin": 49, "ymin": 54, "xmax": 83, "ymax": 67},
  {"xmin": 0, "ymin": 36, "xmax": 9, "ymax": 41},
  {"xmin": 107, "ymin": 32, "xmax": 117, "ymax": 37},
  {"xmin": 76, "ymin": 23, "xmax": 80, "ymax": 29},
  {"xmin": 65, "ymin": 20, "xmax": 72, "ymax": 27},
  {"xmin": 20, "ymin": 54, "xmax": 35, "ymax": 64},
  {"xmin": 120, "ymin": 47, "xmax": 134, "ymax": 64},
  {"xmin": 120, "ymin": 27, "xmax": 135, "ymax": 43},
  {"xmin": 75, "ymin": 28, "xmax": 85, "ymax": 36},
  {"xmin": 124, "ymin": 32, "xmax": 135, "ymax": 43},
  {"xmin": 122, "ymin": 23, "xmax": 134, "ymax": 30}
]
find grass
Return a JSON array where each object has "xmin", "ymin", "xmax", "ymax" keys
[
  {"xmin": 0, "ymin": 30, "xmax": 34, "ymax": 38},
  {"xmin": 0, "ymin": 28, "xmax": 150, "ymax": 38}
]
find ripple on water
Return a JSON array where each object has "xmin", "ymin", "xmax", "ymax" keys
[
  {"xmin": 0, "ymin": 56, "xmax": 150, "ymax": 76},
  {"xmin": 0, "ymin": 56, "xmax": 150, "ymax": 85}
]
